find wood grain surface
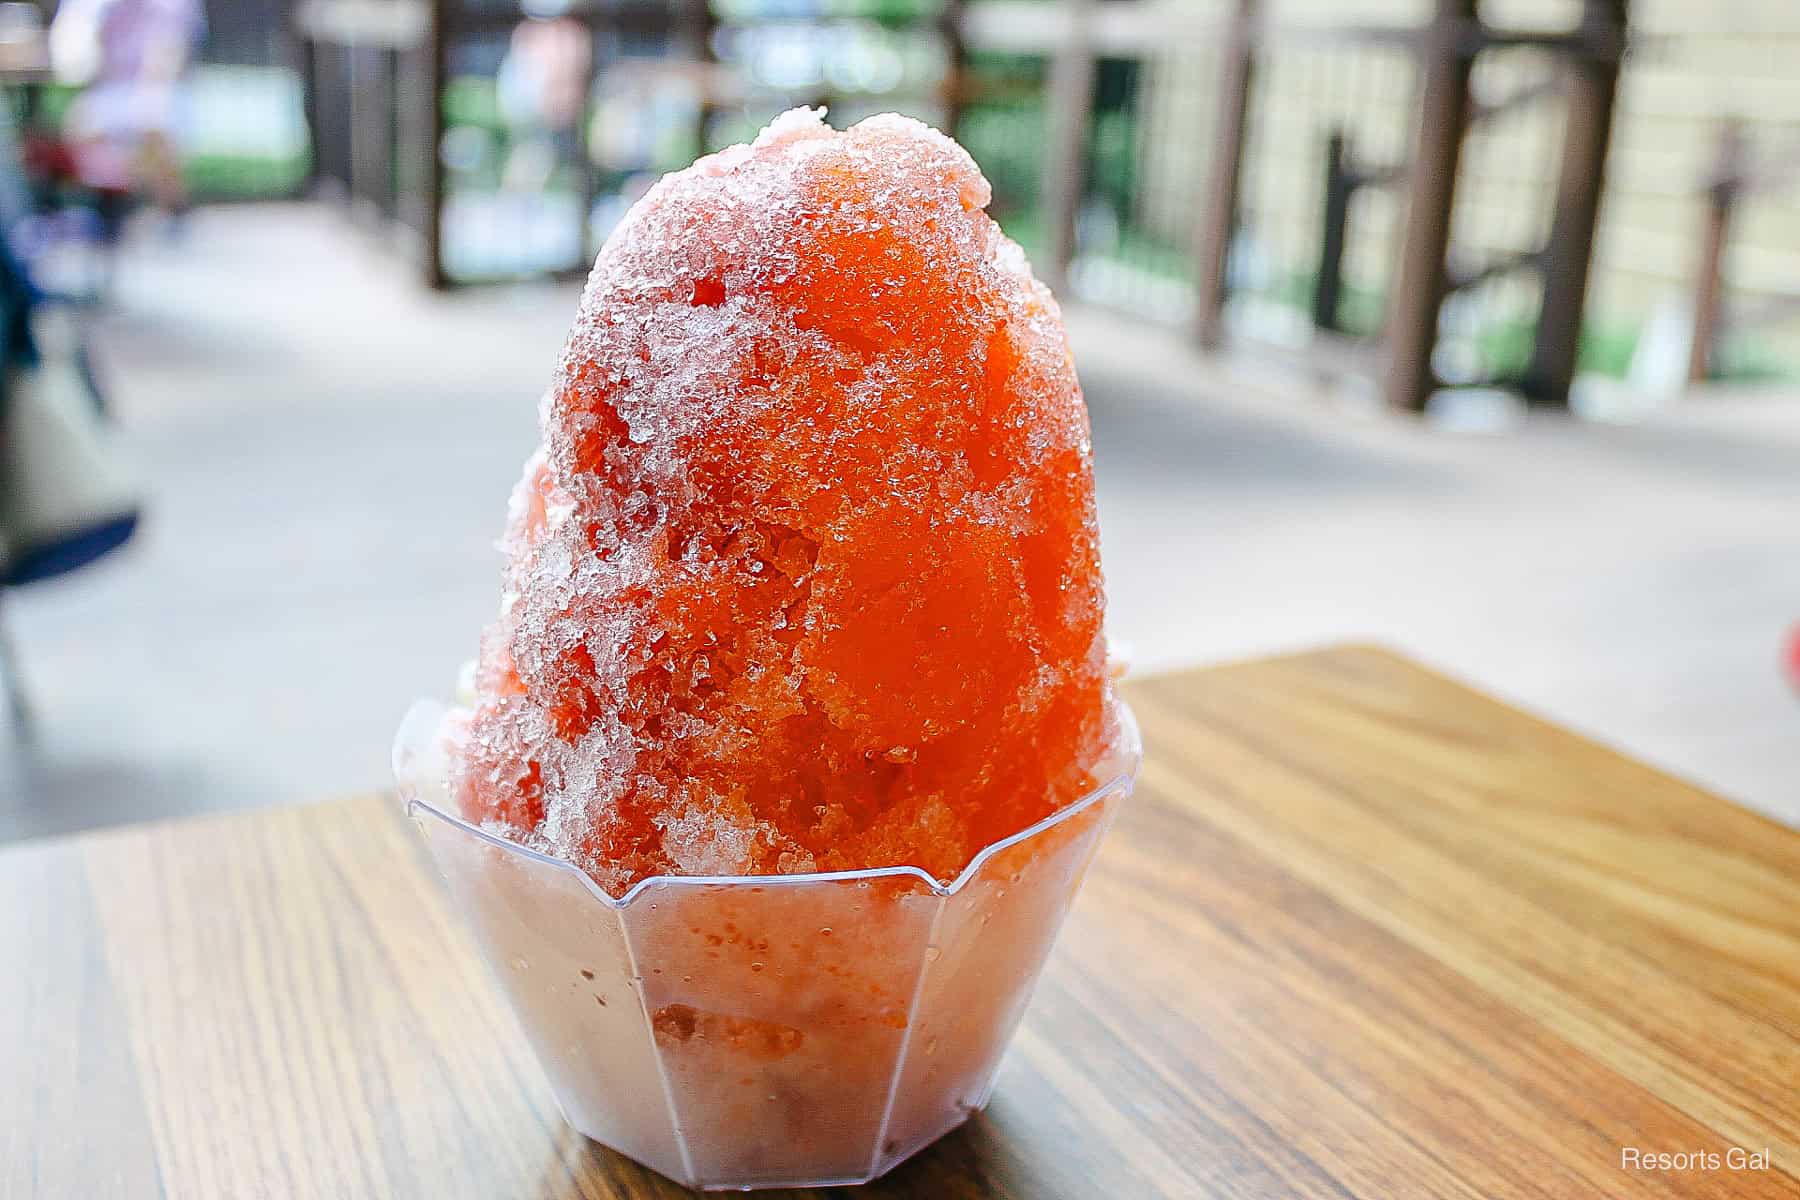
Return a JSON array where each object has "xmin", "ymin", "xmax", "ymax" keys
[{"xmin": 4, "ymin": 645, "xmax": 1797, "ymax": 1198}]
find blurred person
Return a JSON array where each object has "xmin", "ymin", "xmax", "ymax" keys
[
  {"xmin": 496, "ymin": 16, "xmax": 591, "ymax": 196},
  {"xmin": 48, "ymin": 0, "xmax": 205, "ymax": 221}
]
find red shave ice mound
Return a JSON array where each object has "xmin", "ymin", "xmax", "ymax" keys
[{"xmin": 448, "ymin": 108, "xmax": 1112, "ymax": 896}]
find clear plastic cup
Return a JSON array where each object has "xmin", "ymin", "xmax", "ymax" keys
[{"xmin": 393, "ymin": 701, "xmax": 1139, "ymax": 1191}]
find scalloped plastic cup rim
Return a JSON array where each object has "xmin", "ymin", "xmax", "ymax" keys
[{"xmin": 393, "ymin": 697, "xmax": 1141, "ymax": 909}]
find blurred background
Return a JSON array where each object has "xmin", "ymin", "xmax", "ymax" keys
[{"xmin": 0, "ymin": 0, "xmax": 1794, "ymax": 842}]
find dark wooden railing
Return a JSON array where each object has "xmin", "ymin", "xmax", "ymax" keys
[
  {"xmin": 297, "ymin": 0, "xmax": 1635, "ymax": 415},
  {"xmin": 1687, "ymin": 118, "xmax": 1800, "ymax": 385},
  {"xmin": 991, "ymin": 0, "xmax": 1629, "ymax": 411}
]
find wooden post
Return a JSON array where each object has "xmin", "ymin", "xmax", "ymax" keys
[
  {"xmin": 422, "ymin": 0, "xmax": 450, "ymax": 289},
  {"xmin": 384, "ymin": 47, "xmax": 401, "ymax": 218},
  {"xmin": 1039, "ymin": 0, "xmax": 1097, "ymax": 300},
  {"xmin": 939, "ymin": 0, "xmax": 969, "ymax": 140},
  {"xmin": 683, "ymin": 0, "xmax": 718, "ymax": 156},
  {"xmin": 1521, "ymin": 0, "xmax": 1627, "ymax": 406},
  {"xmin": 350, "ymin": 46, "xmax": 383, "ymax": 225},
  {"xmin": 309, "ymin": 39, "xmax": 339, "ymax": 198},
  {"xmin": 1313, "ymin": 128, "xmax": 1352, "ymax": 333},
  {"xmin": 1382, "ymin": 0, "xmax": 1476, "ymax": 413},
  {"xmin": 294, "ymin": 15, "xmax": 321, "ymax": 193},
  {"xmin": 1193, "ymin": 0, "xmax": 1257, "ymax": 349},
  {"xmin": 1687, "ymin": 118, "xmax": 1743, "ymax": 384},
  {"xmin": 572, "ymin": 33, "xmax": 598, "ymax": 270},
  {"xmin": 395, "ymin": 13, "xmax": 434, "ymax": 250}
]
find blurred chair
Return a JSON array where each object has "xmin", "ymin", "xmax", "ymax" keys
[{"xmin": 0, "ymin": 122, "xmax": 142, "ymax": 729}]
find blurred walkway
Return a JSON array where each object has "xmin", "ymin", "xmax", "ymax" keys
[{"xmin": 2, "ymin": 204, "xmax": 1796, "ymax": 841}]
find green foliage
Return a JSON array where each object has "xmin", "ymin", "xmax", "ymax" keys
[
  {"xmin": 711, "ymin": 0, "xmax": 941, "ymax": 24},
  {"xmin": 956, "ymin": 61, "xmax": 1047, "ymax": 223},
  {"xmin": 824, "ymin": 0, "xmax": 942, "ymax": 26},
  {"xmin": 1713, "ymin": 331, "xmax": 1800, "ymax": 383},
  {"xmin": 1088, "ymin": 110, "xmax": 1135, "ymax": 216},
  {"xmin": 443, "ymin": 76, "xmax": 505, "ymax": 134},
  {"xmin": 185, "ymin": 151, "xmax": 311, "ymax": 200},
  {"xmin": 996, "ymin": 209, "xmax": 1044, "ymax": 259},
  {"xmin": 14, "ymin": 82, "xmax": 81, "ymax": 133},
  {"xmin": 1252, "ymin": 271, "xmax": 1800, "ymax": 384}
]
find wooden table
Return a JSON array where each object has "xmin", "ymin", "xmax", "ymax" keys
[{"xmin": 5, "ymin": 646, "xmax": 1798, "ymax": 1198}]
